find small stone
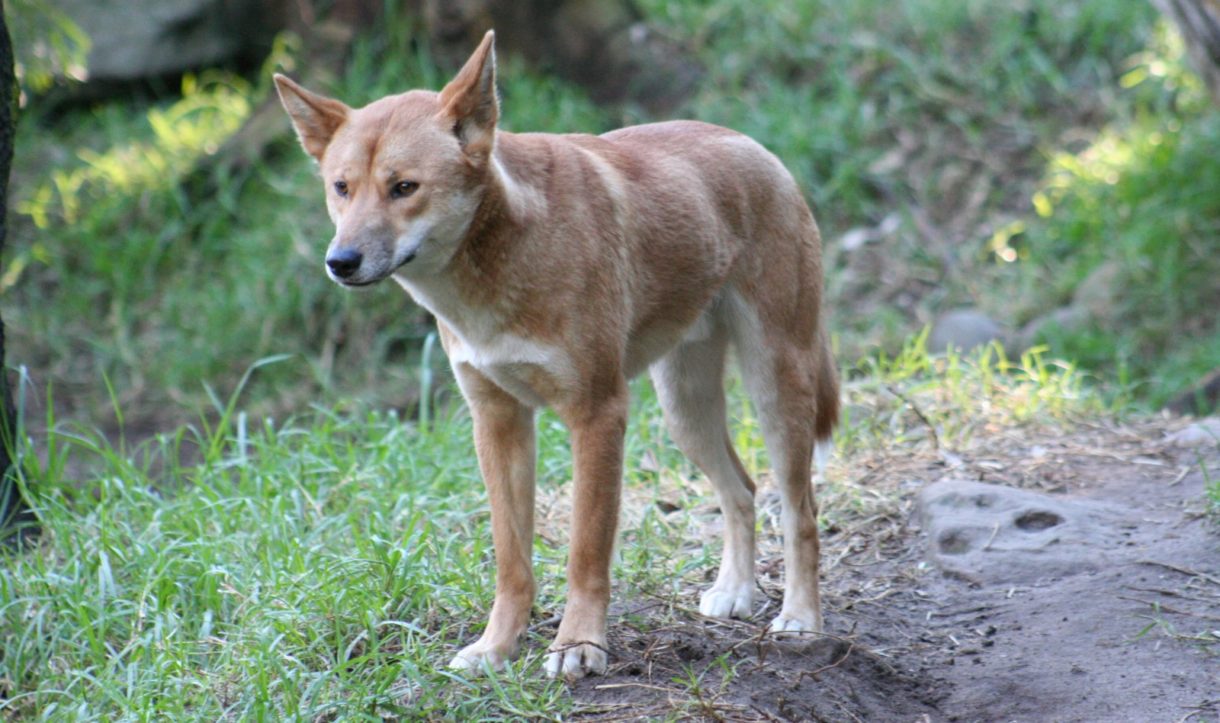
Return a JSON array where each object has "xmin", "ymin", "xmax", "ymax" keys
[
  {"xmin": 929, "ymin": 309, "xmax": 1006, "ymax": 354},
  {"xmin": 1016, "ymin": 305, "xmax": 1089, "ymax": 350},
  {"xmin": 1165, "ymin": 418, "xmax": 1220, "ymax": 448}
]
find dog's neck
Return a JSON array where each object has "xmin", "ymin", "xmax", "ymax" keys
[{"xmin": 397, "ymin": 134, "xmax": 539, "ymax": 337}]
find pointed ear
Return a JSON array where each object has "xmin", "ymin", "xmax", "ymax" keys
[
  {"xmin": 437, "ymin": 30, "xmax": 499, "ymax": 159},
  {"xmin": 273, "ymin": 74, "xmax": 350, "ymax": 161}
]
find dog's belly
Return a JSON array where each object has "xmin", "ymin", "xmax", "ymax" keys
[{"xmin": 624, "ymin": 300, "xmax": 720, "ymax": 378}]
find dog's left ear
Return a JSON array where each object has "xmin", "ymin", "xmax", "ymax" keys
[{"xmin": 438, "ymin": 30, "xmax": 499, "ymax": 160}]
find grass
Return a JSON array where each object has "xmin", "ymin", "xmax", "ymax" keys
[
  {"xmin": 1202, "ymin": 449, "xmax": 1220, "ymax": 518},
  {"xmin": 1, "ymin": 342, "xmax": 1096, "ymax": 720},
  {"xmin": 4, "ymin": 389, "xmax": 567, "ymax": 718}
]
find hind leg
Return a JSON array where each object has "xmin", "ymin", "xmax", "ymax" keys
[
  {"xmin": 732, "ymin": 308, "xmax": 828, "ymax": 635},
  {"xmin": 651, "ymin": 326, "xmax": 757, "ymax": 619}
]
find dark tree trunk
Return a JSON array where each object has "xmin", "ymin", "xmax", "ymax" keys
[
  {"xmin": 0, "ymin": 4, "xmax": 31, "ymax": 540},
  {"xmin": 1153, "ymin": 0, "xmax": 1220, "ymax": 103}
]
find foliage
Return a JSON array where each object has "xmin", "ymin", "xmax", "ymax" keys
[
  {"xmin": 5, "ymin": 0, "xmax": 1211, "ymax": 425},
  {"xmin": 8, "ymin": 0, "xmax": 89, "ymax": 96},
  {"xmin": 641, "ymin": 0, "xmax": 1158, "ymax": 228},
  {"xmin": 1017, "ymin": 23, "xmax": 1220, "ymax": 407}
]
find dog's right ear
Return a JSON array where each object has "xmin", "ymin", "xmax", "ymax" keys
[{"xmin": 274, "ymin": 74, "xmax": 350, "ymax": 161}]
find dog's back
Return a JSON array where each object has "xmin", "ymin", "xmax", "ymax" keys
[{"xmin": 478, "ymin": 121, "xmax": 833, "ymax": 393}]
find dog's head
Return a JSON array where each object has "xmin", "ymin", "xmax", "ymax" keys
[{"xmin": 274, "ymin": 31, "xmax": 499, "ymax": 287}]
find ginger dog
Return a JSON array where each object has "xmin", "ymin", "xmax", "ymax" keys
[{"xmin": 275, "ymin": 31, "xmax": 839, "ymax": 679}]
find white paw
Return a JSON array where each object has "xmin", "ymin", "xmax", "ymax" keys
[
  {"xmin": 768, "ymin": 611, "xmax": 822, "ymax": 639},
  {"xmin": 448, "ymin": 641, "xmax": 512, "ymax": 673},
  {"xmin": 544, "ymin": 641, "xmax": 608, "ymax": 679},
  {"xmin": 698, "ymin": 584, "xmax": 755, "ymax": 619}
]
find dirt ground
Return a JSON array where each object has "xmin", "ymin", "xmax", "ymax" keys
[{"xmin": 567, "ymin": 419, "xmax": 1220, "ymax": 721}]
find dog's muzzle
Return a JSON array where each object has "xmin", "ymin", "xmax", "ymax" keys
[{"xmin": 326, "ymin": 248, "xmax": 363, "ymax": 279}]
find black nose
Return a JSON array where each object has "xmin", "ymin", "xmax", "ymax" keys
[{"xmin": 326, "ymin": 248, "xmax": 363, "ymax": 278}]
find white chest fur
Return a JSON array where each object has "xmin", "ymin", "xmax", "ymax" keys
[{"xmin": 395, "ymin": 275, "xmax": 574, "ymax": 407}]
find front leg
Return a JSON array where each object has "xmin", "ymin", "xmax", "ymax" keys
[
  {"xmin": 448, "ymin": 363, "xmax": 538, "ymax": 672},
  {"xmin": 545, "ymin": 382, "xmax": 628, "ymax": 679}
]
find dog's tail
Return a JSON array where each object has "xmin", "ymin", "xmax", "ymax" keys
[
  {"xmin": 813, "ymin": 328, "xmax": 840, "ymax": 477},
  {"xmin": 813, "ymin": 328, "xmax": 839, "ymax": 441}
]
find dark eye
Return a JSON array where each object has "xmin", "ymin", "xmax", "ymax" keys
[
  {"xmin": 333, "ymin": 180, "xmax": 349, "ymax": 198},
  {"xmin": 390, "ymin": 180, "xmax": 418, "ymax": 199}
]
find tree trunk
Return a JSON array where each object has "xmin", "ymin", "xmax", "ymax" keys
[
  {"xmin": 0, "ymin": 4, "xmax": 32, "ymax": 540},
  {"xmin": 1152, "ymin": 0, "xmax": 1220, "ymax": 103}
]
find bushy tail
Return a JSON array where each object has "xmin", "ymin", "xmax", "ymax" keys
[
  {"xmin": 813, "ymin": 329, "xmax": 839, "ymax": 478},
  {"xmin": 813, "ymin": 329, "xmax": 840, "ymax": 442}
]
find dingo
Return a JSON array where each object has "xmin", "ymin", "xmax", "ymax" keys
[{"xmin": 275, "ymin": 31, "xmax": 839, "ymax": 679}]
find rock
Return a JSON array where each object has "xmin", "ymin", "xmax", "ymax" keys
[
  {"xmin": 1012, "ymin": 261, "xmax": 1126, "ymax": 352},
  {"xmin": 1014, "ymin": 305, "xmax": 1089, "ymax": 351},
  {"xmin": 1165, "ymin": 417, "xmax": 1220, "ymax": 447},
  {"xmin": 1164, "ymin": 368, "xmax": 1220, "ymax": 416},
  {"xmin": 49, "ymin": 0, "xmax": 280, "ymax": 84},
  {"xmin": 916, "ymin": 479, "xmax": 1121, "ymax": 584},
  {"xmin": 928, "ymin": 309, "xmax": 1006, "ymax": 354}
]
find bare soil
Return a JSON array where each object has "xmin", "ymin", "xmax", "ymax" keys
[{"xmin": 567, "ymin": 420, "xmax": 1220, "ymax": 721}]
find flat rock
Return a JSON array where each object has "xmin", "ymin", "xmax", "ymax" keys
[
  {"xmin": 1165, "ymin": 417, "xmax": 1220, "ymax": 447},
  {"xmin": 50, "ymin": 0, "xmax": 274, "ymax": 83},
  {"xmin": 916, "ymin": 478, "xmax": 1120, "ymax": 584}
]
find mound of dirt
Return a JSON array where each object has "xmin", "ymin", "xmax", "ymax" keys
[{"xmin": 568, "ymin": 419, "xmax": 1220, "ymax": 721}]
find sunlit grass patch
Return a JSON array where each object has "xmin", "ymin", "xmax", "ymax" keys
[
  {"xmin": 836, "ymin": 332, "xmax": 1094, "ymax": 457},
  {"xmin": 15, "ymin": 72, "xmax": 252, "ymax": 232}
]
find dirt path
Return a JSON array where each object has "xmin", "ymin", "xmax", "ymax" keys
[{"xmin": 570, "ymin": 420, "xmax": 1220, "ymax": 721}]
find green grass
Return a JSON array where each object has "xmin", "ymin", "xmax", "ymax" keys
[
  {"xmin": 641, "ymin": 0, "xmax": 1157, "ymax": 226},
  {"xmin": 1, "ymin": 343, "xmax": 1094, "ymax": 719},
  {"xmin": 4, "ymin": 396, "xmax": 565, "ymax": 719},
  {"xmin": 1206, "ymin": 462, "xmax": 1220, "ymax": 519}
]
